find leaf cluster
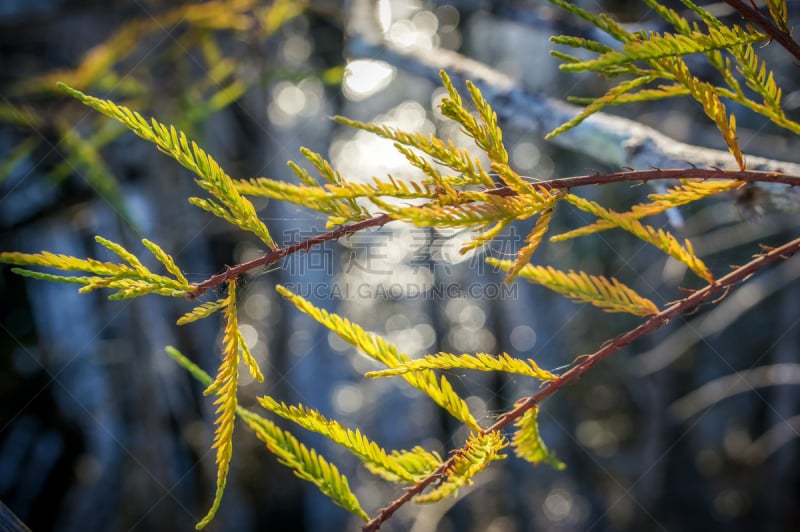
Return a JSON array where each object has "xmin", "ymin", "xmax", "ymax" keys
[
  {"xmin": 3, "ymin": 1, "xmax": 798, "ymax": 529},
  {"xmin": 0, "ymin": 62, "xmax": 743, "ymax": 528},
  {"xmin": 547, "ymin": 0, "xmax": 800, "ymax": 169}
]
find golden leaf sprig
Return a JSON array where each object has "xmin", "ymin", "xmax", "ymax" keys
[
  {"xmin": 765, "ymin": 0, "xmax": 789, "ymax": 33},
  {"xmin": 237, "ymin": 408, "xmax": 369, "ymax": 521},
  {"xmin": 165, "ymin": 347, "xmax": 367, "ymax": 522},
  {"xmin": 177, "ymin": 298, "xmax": 227, "ymax": 326},
  {"xmin": 545, "ymin": 0, "xmax": 800, "ymax": 156},
  {"xmin": 0, "ymin": 236, "xmax": 190, "ymax": 300},
  {"xmin": 563, "ymin": 194, "xmax": 713, "ymax": 282},
  {"xmin": 511, "ymin": 407, "xmax": 565, "ymax": 469},
  {"xmin": 559, "ymin": 25, "xmax": 766, "ymax": 73},
  {"xmin": 258, "ymin": 397, "xmax": 440, "ymax": 483},
  {"xmin": 236, "ymin": 172, "xmax": 435, "ymax": 205},
  {"xmin": 551, "ymin": 178, "xmax": 744, "ymax": 241},
  {"xmin": 195, "ymin": 281, "xmax": 239, "ymax": 529},
  {"xmin": 545, "ymin": 75, "xmax": 655, "ymax": 140},
  {"xmin": 388, "ymin": 447, "xmax": 444, "ymax": 480},
  {"xmin": 414, "ymin": 431, "xmax": 508, "ymax": 503},
  {"xmin": 487, "ymin": 259, "xmax": 659, "ymax": 317},
  {"xmin": 502, "ymin": 197, "xmax": 559, "ymax": 281},
  {"xmin": 196, "ymin": 280, "xmax": 263, "ymax": 529},
  {"xmin": 334, "ymin": 115, "xmax": 496, "ymax": 188},
  {"xmin": 275, "ymin": 285, "xmax": 481, "ymax": 432},
  {"xmin": 667, "ymin": 59, "xmax": 745, "ymax": 169},
  {"xmin": 365, "ymin": 352, "xmax": 558, "ymax": 381},
  {"xmin": 57, "ymin": 83, "xmax": 277, "ymax": 249}
]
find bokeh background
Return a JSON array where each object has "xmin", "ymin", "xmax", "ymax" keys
[{"xmin": 2, "ymin": 1, "xmax": 800, "ymax": 531}]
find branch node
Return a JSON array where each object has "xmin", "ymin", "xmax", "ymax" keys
[{"xmin": 711, "ymin": 285, "xmax": 732, "ymax": 304}]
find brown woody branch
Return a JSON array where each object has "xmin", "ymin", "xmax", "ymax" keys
[
  {"xmin": 187, "ymin": 168, "xmax": 800, "ymax": 299},
  {"xmin": 722, "ymin": 0, "xmax": 800, "ymax": 63},
  {"xmin": 362, "ymin": 235, "xmax": 800, "ymax": 531},
  {"xmin": 488, "ymin": 168, "xmax": 800, "ymax": 194},
  {"xmin": 186, "ymin": 214, "xmax": 391, "ymax": 300}
]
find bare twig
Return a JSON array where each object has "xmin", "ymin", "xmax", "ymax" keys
[
  {"xmin": 670, "ymin": 363, "xmax": 800, "ymax": 420},
  {"xmin": 745, "ymin": 414, "xmax": 800, "ymax": 464}
]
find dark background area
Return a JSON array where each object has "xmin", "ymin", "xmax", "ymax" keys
[{"xmin": 2, "ymin": 1, "xmax": 800, "ymax": 531}]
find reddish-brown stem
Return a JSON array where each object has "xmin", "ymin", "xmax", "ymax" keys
[
  {"xmin": 187, "ymin": 214, "xmax": 391, "ymax": 300},
  {"xmin": 722, "ymin": 0, "xmax": 800, "ymax": 63},
  {"xmin": 490, "ymin": 168, "xmax": 800, "ymax": 194},
  {"xmin": 187, "ymin": 168, "xmax": 800, "ymax": 299},
  {"xmin": 362, "ymin": 235, "xmax": 800, "ymax": 531}
]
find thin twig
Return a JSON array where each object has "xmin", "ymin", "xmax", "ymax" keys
[
  {"xmin": 187, "ymin": 168, "xmax": 800, "ymax": 299},
  {"xmin": 362, "ymin": 235, "xmax": 800, "ymax": 531},
  {"xmin": 186, "ymin": 214, "xmax": 391, "ymax": 300},
  {"xmin": 722, "ymin": 0, "xmax": 800, "ymax": 63},
  {"xmin": 489, "ymin": 168, "xmax": 800, "ymax": 194}
]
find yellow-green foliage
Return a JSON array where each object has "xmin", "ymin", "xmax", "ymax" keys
[
  {"xmin": 552, "ymin": 179, "xmax": 743, "ymax": 241},
  {"xmin": 197, "ymin": 280, "xmax": 264, "ymax": 528},
  {"xmin": 58, "ymin": 84, "xmax": 277, "ymax": 249},
  {"xmin": 258, "ymin": 397, "xmax": 440, "ymax": 483},
  {"xmin": 512, "ymin": 407, "xmax": 565, "ymax": 470},
  {"xmin": 504, "ymin": 198, "xmax": 559, "ymax": 281},
  {"xmin": 3, "ymin": 1, "xmax": 794, "ymax": 527},
  {"xmin": 275, "ymin": 285, "xmax": 481, "ymax": 432},
  {"xmin": 366, "ymin": 352, "xmax": 558, "ymax": 381},
  {"xmin": 333, "ymin": 116, "xmax": 495, "ymax": 188},
  {"xmin": 1, "ymin": 0, "xmax": 305, "ymax": 235},
  {"xmin": 414, "ymin": 431, "xmax": 508, "ymax": 503},
  {"xmin": 765, "ymin": 0, "xmax": 789, "ymax": 32},
  {"xmin": 564, "ymin": 194, "xmax": 713, "ymax": 282},
  {"xmin": 0, "ymin": 236, "xmax": 190, "ymax": 300},
  {"xmin": 487, "ymin": 260, "xmax": 659, "ymax": 317},
  {"xmin": 236, "ymin": 71, "xmax": 555, "ymax": 244},
  {"xmin": 237, "ymin": 406, "xmax": 369, "ymax": 521},
  {"xmin": 166, "ymin": 347, "xmax": 367, "ymax": 522},
  {"xmin": 547, "ymin": 0, "xmax": 800, "ymax": 152},
  {"xmin": 195, "ymin": 282, "xmax": 239, "ymax": 528},
  {"xmin": 177, "ymin": 298, "xmax": 227, "ymax": 326},
  {"xmin": 386, "ymin": 446, "xmax": 443, "ymax": 479}
]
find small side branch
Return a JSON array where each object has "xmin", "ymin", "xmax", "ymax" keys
[
  {"xmin": 722, "ymin": 0, "xmax": 800, "ymax": 63},
  {"xmin": 486, "ymin": 235, "xmax": 800, "ymax": 431},
  {"xmin": 187, "ymin": 214, "xmax": 391, "ymax": 299},
  {"xmin": 488, "ymin": 168, "xmax": 800, "ymax": 195},
  {"xmin": 188, "ymin": 168, "xmax": 800, "ymax": 299},
  {"xmin": 362, "ymin": 235, "xmax": 800, "ymax": 531}
]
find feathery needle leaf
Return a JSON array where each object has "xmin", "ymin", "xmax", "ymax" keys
[
  {"xmin": 259, "ymin": 397, "xmax": 437, "ymax": 483},
  {"xmin": 512, "ymin": 407, "xmax": 565, "ymax": 469},
  {"xmin": 275, "ymin": 285, "xmax": 480, "ymax": 431},
  {"xmin": 166, "ymin": 347, "xmax": 366, "ymax": 520},
  {"xmin": 0, "ymin": 236, "xmax": 191, "ymax": 299},
  {"xmin": 237, "ymin": 408, "xmax": 369, "ymax": 521},
  {"xmin": 562, "ymin": 194, "xmax": 713, "ymax": 282},
  {"xmin": 57, "ymin": 83, "xmax": 277, "ymax": 248},
  {"xmin": 488, "ymin": 259, "xmax": 659, "ymax": 316},
  {"xmin": 415, "ymin": 432, "xmax": 508, "ymax": 503},
  {"xmin": 366, "ymin": 352, "xmax": 558, "ymax": 381},
  {"xmin": 195, "ymin": 281, "xmax": 239, "ymax": 529}
]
